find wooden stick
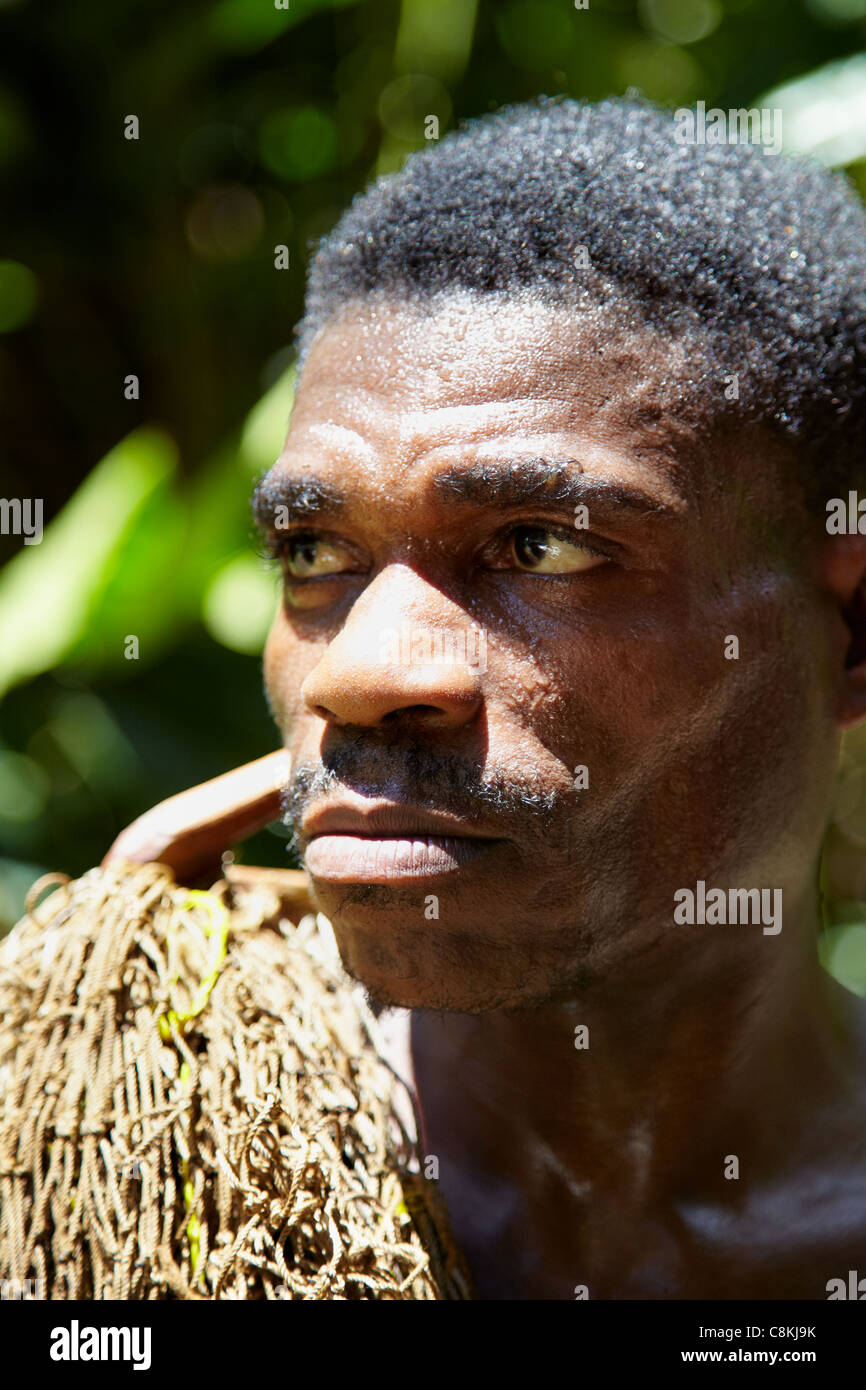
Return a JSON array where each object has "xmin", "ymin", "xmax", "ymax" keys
[{"xmin": 102, "ymin": 749, "xmax": 291, "ymax": 883}]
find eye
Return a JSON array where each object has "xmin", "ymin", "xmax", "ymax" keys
[
  {"xmin": 505, "ymin": 525, "xmax": 608, "ymax": 575},
  {"xmin": 283, "ymin": 533, "xmax": 356, "ymax": 579}
]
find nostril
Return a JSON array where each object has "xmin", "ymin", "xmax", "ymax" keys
[
  {"xmin": 303, "ymin": 658, "xmax": 483, "ymax": 729},
  {"xmin": 382, "ymin": 704, "xmax": 443, "ymax": 724}
]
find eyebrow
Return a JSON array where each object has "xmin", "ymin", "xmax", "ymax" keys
[
  {"xmin": 252, "ymin": 473, "xmax": 346, "ymax": 533},
  {"xmin": 431, "ymin": 459, "xmax": 680, "ymax": 517},
  {"xmin": 251, "ymin": 456, "xmax": 680, "ymax": 534}
]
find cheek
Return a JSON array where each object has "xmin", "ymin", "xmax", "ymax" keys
[
  {"xmin": 491, "ymin": 608, "xmax": 704, "ymax": 774},
  {"xmin": 263, "ymin": 613, "xmax": 303, "ymax": 732},
  {"xmin": 497, "ymin": 573, "xmax": 824, "ymax": 828},
  {"xmin": 262, "ymin": 621, "xmax": 282, "ymax": 709},
  {"xmin": 594, "ymin": 581, "xmax": 829, "ymax": 881}
]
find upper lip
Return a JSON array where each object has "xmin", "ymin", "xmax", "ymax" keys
[{"xmin": 302, "ymin": 799, "xmax": 503, "ymax": 841}]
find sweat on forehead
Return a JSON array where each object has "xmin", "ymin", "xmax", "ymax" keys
[
  {"xmin": 278, "ymin": 291, "xmax": 790, "ymax": 534},
  {"xmin": 282, "ymin": 297, "xmax": 791, "ymax": 537},
  {"xmin": 253, "ymin": 294, "xmax": 807, "ymax": 559},
  {"xmin": 295, "ymin": 96, "xmax": 866, "ymax": 510},
  {"xmin": 294, "ymin": 290, "xmax": 714, "ymax": 454}
]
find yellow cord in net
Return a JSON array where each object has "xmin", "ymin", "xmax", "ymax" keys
[
  {"xmin": 156, "ymin": 890, "xmax": 228, "ymax": 1282},
  {"xmin": 157, "ymin": 890, "xmax": 229, "ymax": 1042}
]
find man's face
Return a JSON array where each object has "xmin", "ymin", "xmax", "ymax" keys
[{"xmin": 260, "ymin": 291, "xmax": 841, "ymax": 1013}]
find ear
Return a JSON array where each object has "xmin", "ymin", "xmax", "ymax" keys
[{"xmin": 816, "ymin": 534, "xmax": 866, "ymax": 729}]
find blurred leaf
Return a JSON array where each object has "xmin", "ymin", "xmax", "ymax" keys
[
  {"xmin": 379, "ymin": 74, "xmax": 452, "ymax": 143},
  {"xmin": 0, "ymin": 429, "xmax": 177, "ymax": 698},
  {"xmin": 0, "ymin": 366, "xmax": 296, "ymax": 691},
  {"xmin": 239, "ymin": 364, "xmax": 295, "ymax": 476},
  {"xmin": 394, "ymin": 0, "xmax": 478, "ymax": 81},
  {"xmin": 209, "ymin": 0, "xmax": 363, "ymax": 53},
  {"xmin": 67, "ymin": 468, "xmax": 187, "ymax": 671},
  {"xmin": 43, "ymin": 689, "xmax": 140, "ymax": 790},
  {"xmin": 173, "ymin": 364, "xmax": 295, "ymax": 605},
  {"xmin": 496, "ymin": 0, "xmax": 575, "ymax": 70},
  {"xmin": 762, "ymin": 53, "xmax": 866, "ymax": 166},
  {"xmin": 259, "ymin": 107, "xmax": 340, "ymax": 180},
  {"xmin": 0, "ymin": 748, "xmax": 49, "ymax": 823},
  {"xmin": 0, "ymin": 259, "xmax": 38, "ymax": 332},
  {"xmin": 819, "ymin": 902, "xmax": 866, "ymax": 996},
  {"xmin": 639, "ymin": 0, "xmax": 722, "ymax": 47},
  {"xmin": 806, "ymin": 0, "xmax": 866, "ymax": 21},
  {"xmin": 202, "ymin": 553, "xmax": 279, "ymax": 655},
  {"xmin": 0, "ymin": 857, "xmax": 48, "ymax": 934}
]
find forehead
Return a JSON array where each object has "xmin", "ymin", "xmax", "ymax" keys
[
  {"xmin": 302, "ymin": 292, "xmax": 687, "ymax": 422},
  {"xmin": 282, "ymin": 293, "xmax": 701, "ymax": 496},
  {"xmin": 265, "ymin": 292, "xmax": 794, "ymax": 539},
  {"xmin": 302, "ymin": 290, "xmax": 666, "ymax": 396}
]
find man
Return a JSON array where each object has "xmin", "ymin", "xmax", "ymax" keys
[{"xmin": 111, "ymin": 96, "xmax": 866, "ymax": 1299}]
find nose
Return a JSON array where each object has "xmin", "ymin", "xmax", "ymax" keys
[{"xmin": 300, "ymin": 567, "xmax": 484, "ymax": 730}]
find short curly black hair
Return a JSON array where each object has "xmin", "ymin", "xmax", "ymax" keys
[{"xmin": 297, "ymin": 96, "xmax": 866, "ymax": 506}]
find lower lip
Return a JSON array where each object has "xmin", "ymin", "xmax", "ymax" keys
[{"xmin": 304, "ymin": 833, "xmax": 500, "ymax": 882}]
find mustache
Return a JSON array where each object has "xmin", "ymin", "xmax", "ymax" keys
[{"xmin": 281, "ymin": 739, "xmax": 568, "ymax": 848}]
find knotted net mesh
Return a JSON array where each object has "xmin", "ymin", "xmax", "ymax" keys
[{"xmin": 0, "ymin": 862, "xmax": 470, "ymax": 1300}]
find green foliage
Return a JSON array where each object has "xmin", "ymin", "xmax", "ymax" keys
[
  {"xmin": 0, "ymin": 366, "xmax": 294, "ymax": 701},
  {"xmin": 0, "ymin": 369, "xmax": 294, "ymax": 923},
  {"xmin": 209, "ymin": 0, "xmax": 363, "ymax": 53},
  {"xmin": 820, "ymin": 909, "xmax": 866, "ymax": 997},
  {"xmin": 0, "ymin": 431, "xmax": 179, "ymax": 697}
]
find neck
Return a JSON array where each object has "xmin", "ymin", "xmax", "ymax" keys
[{"xmin": 409, "ymin": 886, "xmax": 864, "ymax": 1293}]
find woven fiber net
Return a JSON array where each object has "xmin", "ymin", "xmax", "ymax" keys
[{"xmin": 0, "ymin": 861, "xmax": 470, "ymax": 1300}]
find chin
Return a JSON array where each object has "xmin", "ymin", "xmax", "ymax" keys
[
  {"xmin": 332, "ymin": 930, "xmax": 573, "ymax": 1015},
  {"xmin": 310, "ymin": 878, "xmax": 594, "ymax": 1013},
  {"xmin": 352, "ymin": 974, "xmax": 511, "ymax": 1015},
  {"xmin": 325, "ymin": 922, "xmax": 496, "ymax": 1013}
]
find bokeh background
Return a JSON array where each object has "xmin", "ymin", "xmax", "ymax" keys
[{"xmin": 2, "ymin": 0, "xmax": 866, "ymax": 988}]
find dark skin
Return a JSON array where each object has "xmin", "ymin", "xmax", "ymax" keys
[{"xmin": 259, "ymin": 291, "xmax": 866, "ymax": 1299}]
